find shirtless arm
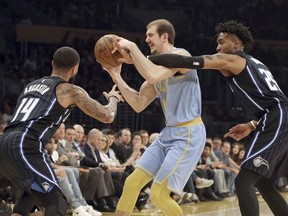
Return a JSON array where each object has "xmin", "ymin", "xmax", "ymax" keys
[{"xmin": 56, "ymin": 83, "xmax": 123, "ymax": 123}]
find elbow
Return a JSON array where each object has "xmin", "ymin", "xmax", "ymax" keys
[
  {"xmin": 102, "ymin": 112, "xmax": 116, "ymax": 124},
  {"xmin": 134, "ymin": 108, "xmax": 143, "ymax": 113},
  {"xmin": 103, "ymin": 119, "xmax": 113, "ymax": 124},
  {"xmin": 134, "ymin": 104, "xmax": 147, "ymax": 113},
  {"xmin": 103, "ymin": 116, "xmax": 114, "ymax": 124},
  {"xmin": 146, "ymin": 75, "xmax": 159, "ymax": 84}
]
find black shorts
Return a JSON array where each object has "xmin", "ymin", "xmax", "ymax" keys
[
  {"xmin": 0, "ymin": 130, "xmax": 58, "ymax": 192},
  {"xmin": 241, "ymin": 104, "xmax": 288, "ymax": 179}
]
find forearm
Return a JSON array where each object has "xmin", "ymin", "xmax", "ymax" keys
[
  {"xmin": 113, "ymin": 74, "xmax": 147, "ymax": 113},
  {"xmin": 148, "ymin": 54, "xmax": 204, "ymax": 69},
  {"xmin": 103, "ymin": 97, "xmax": 119, "ymax": 122}
]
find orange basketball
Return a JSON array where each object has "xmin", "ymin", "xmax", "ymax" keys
[{"xmin": 94, "ymin": 34, "xmax": 122, "ymax": 69}]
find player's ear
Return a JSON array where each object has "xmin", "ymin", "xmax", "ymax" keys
[
  {"xmin": 162, "ymin": 33, "xmax": 169, "ymax": 42},
  {"xmin": 234, "ymin": 40, "xmax": 240, "ymax": 49},
  {"xmin": 71, "ymin": 64, "xmax": 79, "ymax": 76}
]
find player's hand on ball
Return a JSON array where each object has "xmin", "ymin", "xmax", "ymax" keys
[
  {"xmin": 112, "ymin": 37, "xmax": 134, "ymax": 64},
  {"xmin": 103, "ymin": 84, "xmax": 124, "ymax": 102},
  {"xmin": 94, "ymin": 34, "xmax": 123, "ymax": 68}
]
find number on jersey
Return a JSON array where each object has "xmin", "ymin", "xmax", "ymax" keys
[
  {"xmin": 11, "ymin": 98, "xmax": 40, "ymax": 122},
  {"xmin": 251, "ymin": 57, "xmax": 281, "ymax": 92}
]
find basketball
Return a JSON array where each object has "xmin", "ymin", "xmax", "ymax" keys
[{"xmin": 94, "ymin": 34, "xmax": 122, "ymax": 69}]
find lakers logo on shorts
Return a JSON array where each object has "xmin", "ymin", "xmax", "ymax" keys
[{"xmin": 253, "ymin": 156, "xmax": 269, "ymax": 170}]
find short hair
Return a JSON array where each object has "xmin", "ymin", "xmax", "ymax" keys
[
  {"xmin": 146, "ymin": 19, "xmax": 175, "ymax": 45},
  {"xmin": 215, "ymin": 20, "xmax": 253, "ymax": 52},
  {"xmin": 102, "ymin": 128, "xmax": 115, "ymax": 136},
  {"xmin": 139, "ymin": 129, "xmax": 149, "ymax": 135},
  {"xmin": 118, "ymin": 128, "xmax": 131, "ymax": 137},
  {"xmin": 52, "ymin": 46, "xmax": 80, "ymax": 70},
  {"xmin": 205, "ymin": 141, "xmax": 212, "ymax": 148},
  {"xmin": 65, "ymin": 124, "xmax": 75, "ymax": 131}
]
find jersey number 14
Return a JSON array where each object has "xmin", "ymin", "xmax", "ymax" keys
[{"xmin": 11, "ymin": 98, "xmax": 40, "ymax": 122}]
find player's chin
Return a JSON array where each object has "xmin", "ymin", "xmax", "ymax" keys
[{"xmin": 150, "ymin": 48, "xmax": 156, "ymax": 55}]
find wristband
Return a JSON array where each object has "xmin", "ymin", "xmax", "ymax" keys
[
  {"xmin": 109, "ymin": 96, "xmax": 120, "ymax": 102},
  {"xmin": 250, "ymin": 120, "xmax": 257, "ymax": 129}
]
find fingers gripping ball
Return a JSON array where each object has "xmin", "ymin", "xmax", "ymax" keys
[{"xmin": 94, "ymin": 34, "xmax": 122, "ymax": 69}]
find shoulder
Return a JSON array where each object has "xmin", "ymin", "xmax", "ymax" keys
[
  {"xmin": 172, "ymin": 47, "xmax": 191, "ymax": 57},
  {"xmin": 56, "ymin": 83, "xmax": 85, "ymax": 96},
  {"xmin": 56, "ymin": 83, "xmax": 86, "ymax": 108},
  {"xmin": 171, "ymin": 47, "xmax": 193, "ymax": 74}
]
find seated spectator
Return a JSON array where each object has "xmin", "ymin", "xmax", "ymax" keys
[
  {"xmin": 113, "ymin": 128, "xmax": 135, "ymax": 174},
  {"xmin": 203, "ymin": 141, "xmax": 229, "ymax": 198},
  {"xmin": 45, "ymin": 137, "xmax": 102, "ymax": 216},
  {"xmin": 176, "ymin": 172, "xmax": 214, "ymax": 205},
  {"xmin": 128, "ymin": 132, "xmax": 146, "ymax": 166},
  {"xmin": 98, "ymin": 134, "xmax": 126, "ymax": 173},
  {"xmin": 54, "ymin": 123, "xmax": 115, "ymax": 213},
  {"xmin": 214, "ymin": 140, "xmax": 238, "ymax": 196},
  {"xmin": 195, "ymin": 143, "xmax": 223, "ymax": 201},
  {"xmin": 229, "ymin": 142, "xmax": 241, "ymax": 170},
  {"xmin": 138, "ymin": 129, "xmax": 149, "ymax": 148},
  {"xmin": 102, "ymin": 128, "xmax": 120, "ymax": 166},
  {"xmin": 84, "ymin": 128, "xmax": 126, "ymax": 211},
  {"xmin": 148, "ymin": 132, "xmax": 159, "ymax": 145},
  {"xmin": 235, "ymin": 147, "xmax": 246, "ymax": 166},
  {"xmin": 94, "ymin": 128, "xmax": 149, "ymax": 211}
]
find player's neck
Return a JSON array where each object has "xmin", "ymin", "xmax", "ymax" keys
[
  {"xmin": 51, "ymin": 70, "xmax": 70, "ymax": 81},
  {"xmin": 160, "ymin": 44, "xmax": 174, "ymax": 54}
]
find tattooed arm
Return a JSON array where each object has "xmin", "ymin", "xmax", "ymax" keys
[
  {"xmin": 201, "ymin": 54, "xmax": 246, "ymax": 76},
  {"xmin": 56, "ymin": 83, "xmax": 123, "ymax": 123}
]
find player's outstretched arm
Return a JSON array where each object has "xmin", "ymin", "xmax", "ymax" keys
[
  {"xmin": 148, "ymin": 53, "xmax": 246, "ymax": 75},
  {"xmin": 56, "ymin": 83, "xmax": 123, "ymax": 123}
]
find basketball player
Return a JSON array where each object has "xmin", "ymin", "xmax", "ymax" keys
[
  {"xmin": 141, "ymin": 20, "xmax": 288, "ymax": 216},
  {"xmin": 0, "ymin": 47, "xmax": 123, "ymax": 216},
  {"xmin": 105, "ymin": 19, "xmax": 206, "ymax": 216}
]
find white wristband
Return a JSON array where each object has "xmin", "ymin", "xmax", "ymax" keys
[
  {"xmin": 109, "ymin": 96, "xmax": 120, "ymax": 102},
  {"xmin": 250, "ymin": 120, "xmax": 257, "ymax": 129}
]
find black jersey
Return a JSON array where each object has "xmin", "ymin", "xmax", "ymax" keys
[
  {"xmin": 5, "ymin": 76, "xmax": 73, "ymax": 143},
  {"xmin": 227, "ymin": 51, "xmax": 288, "ymax": 119},
  {"xmin": 0, "ymin": 76, "xmax": 73, "ymax": 192}
]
